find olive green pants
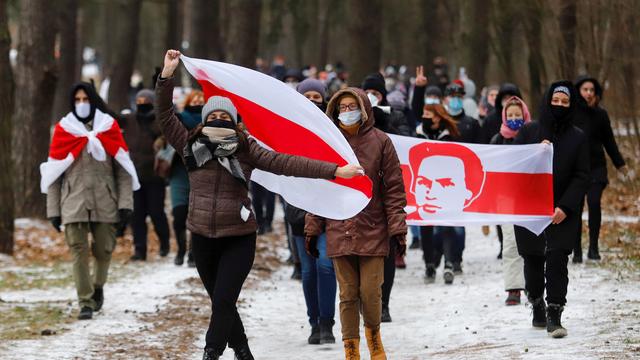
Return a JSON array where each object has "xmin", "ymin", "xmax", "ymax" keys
[{"xmin": 64, "ymin": 222, "xmax": 116, "ymax": 309}]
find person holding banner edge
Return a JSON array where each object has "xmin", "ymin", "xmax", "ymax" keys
[
  {"xmin": 514, "ymin": 80, "xmax": 590, "ymax": 339},
  {"xmin": 157, "ymin": 49, "xmax": 363, "ymax": 360}
]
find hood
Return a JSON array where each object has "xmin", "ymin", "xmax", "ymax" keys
[
  {"xmin": 495, "ymin": 83, "xmax": 522, "ymax": 114},
  {"xmin": 69, "ymin": 82, "xmax": 115, "ymax": 122},
  {"xmin": 575, "ymin": 74, "xmax": 603, "ymax": 102},
  {"xmin": 326, "ymin": 87, "xmax": 374, "ymax": 132},
  {"xmin": 538, "ymin": 80, "xmax": 577, "ymax": 139},
  {"xmin": 501, "ymin": 96, "xmax": 531, "ymax": 124}
]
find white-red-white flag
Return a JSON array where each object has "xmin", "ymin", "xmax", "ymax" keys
[
  {"xmin": 390, "ymin": 134, "xmax": 554, "ymax": 235},
  {"xmin": 180, "ymin": 55, "xmax": 373, "ymax": 220}
]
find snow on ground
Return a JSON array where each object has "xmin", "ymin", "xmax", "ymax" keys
[
  {"xmin": 221, "ymin": 226, "xmax": 639, "ymax": 359},
  {"xmin": 1, "ymin": 260, "xmax": 199, "ymax": 359},
  {"xmin": 2, "ymin": 225, "xmax": 638, "ymax": 359}
]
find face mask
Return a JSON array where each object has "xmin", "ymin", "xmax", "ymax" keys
[
  {"xmin": 286, "ymin": 81, "xmax": 299, "ymax": 89},
  {"xmin": 137, "ymin": 103, "xmax": 153, "ymax": 114},
  {"xmin": 506, "ymin": 118, "xmax": 525, "ymax": 131},
  {"xmin": 550, "ymin": 105, "xmax": 570, "ymax": 121},
  {"xmin": 313, "ymin": 101, "xmax": 327, "ymax": 112},
  {"xmin": 447, "ymin": 97, "xmax": 463, "ymax": 116},
  {"xmin": 75, "ymin": 102, "xmax": 91, "ymax": 119},
  {"xmin": 338, "ymin": 110, "xmax": 361, "ymax": 126},
  {"xmin": 204, "ymin": 118, "xmax": 236, "ymax": 130},
  {"xmin": 185, "ymin": 105, "xmax": 203, "ymax": 114},
  {"xmin": 425, "ymin": 97, "xmax": 440, "ymax": 105},
  {"xmin": 367, "ymin": 93, "xmax": 379, "ymax": 107}
]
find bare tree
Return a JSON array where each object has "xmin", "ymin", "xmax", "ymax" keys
[
  {"xmin": 463, "ymin": 0, "xmax": 491, "ymax": 86},
  {"xmin": 0, "ymin": 0, "xmax": 14, "ymax": 254},
  {"xmin": 347, "ymin": 0, "xmax": 382, "ymax": 84},
  {"xmin": 557, "ymin": 0, "xmax": 577, "ymax": 81},
  {"xmin": 12, "ymin": 0, "xmax": 58, "ymax": 218},
  {"xmin": 52, "ymin": 0, "xmax": 81, "ymax": 122},
  {"xmin": 522, "ymin": 0, "xmax": 547, "ymax": 113},
  {"xmin": 190, "ymin": 0, "xmax": 222, "ymax": 60},
  {"xmin": 226, "ymin": 0, "xmax": 262, "ymax": 68},
  {"xmin": 490, "ymin": 0, "xmax": 518, "ymax": 82},
  {"xmin": 106, "ymin": 0, "xmax": 142, "ymax": 112}
]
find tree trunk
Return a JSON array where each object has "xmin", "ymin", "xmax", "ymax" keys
[
  {"xmin": 523, "ymin": 0, "xmax": 546, "ymax": 114},
  {"xmin": 347, "ymin": 0, "xmax": 382, "ymax": 85},
  {"xmin": 490, "ymin": 1, "xmax": 517, "ymax": 82},
  {"xmin": 317, "ymin": 0, "xmax": 332, "ymax": 67},
  {"xmin": 422, "ymin": 0, "xmax": 442, "ymax": 71},
  {"xmin": 52, "ymin": 0, "xmax": 80, "ymax": 122},
  {"xmin": 12, "ymin": 0, "xmax": 58, "ymax": 218},
  {"xmin": 557, "ymin": 0, "xmax": 577, "ymax": 81},
  {"xmin": 107, "ymin": 0, "xmax": 142, "ymax": 112},
  {"xmin": 464, "ymin": 0, "xmax": 490, "ymax": 86},
  {"xmin": 190, "ymin": 0, "xmax": 222, "ymax": 60},
  {"xmin": 0, "ymin": 0, "xmax": 14, "ymax": 254},
  {"xmin": 225, "ymin": 0, "xmax": 262, "ymax": 68}
]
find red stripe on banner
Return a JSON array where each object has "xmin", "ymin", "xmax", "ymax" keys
[
  {"xmin": 401, "ymin": 164, "xmax": 553, "ymax": 216},
  {"xmin": 49, "ymin": 123, "xmax": 88, "ymax": 160},
  {"xmin": 465, "ymin": 172, "xmax": 554, "ymax": 216},
  {"xmin": 195, "ymin": 77, "xmax": 373, "ymax": 198},
  {"xmin": 97, "ymin": 120, "xmax": 129, "ymax": 155}
]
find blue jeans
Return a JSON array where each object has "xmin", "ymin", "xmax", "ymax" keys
[{"xmin": 294, "ymin": 234, "xmax": 336, "ymax": 326}]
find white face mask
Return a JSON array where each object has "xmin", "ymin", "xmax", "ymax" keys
[
  {"xmin": 425, "ymin": 97, "xmax": 440, "ymax": 105},
  {"xmin": 75, "ymin": 102, "xmax": 91, "ymax": 119},
  {"xmin": 367, "ymin": 93, "xmax": 379, "ymax": 107},
  {"xmin": 338, "ymin": 110, "xmax": 361, "ymax": 126}
]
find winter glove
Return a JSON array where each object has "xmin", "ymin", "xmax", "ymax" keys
[
  {"xmin": 116, "ymin": 209, "xmax": 133, "ymax": 237},
  {"xmin": 305, "ymin": 235, "xmax": 319, "ymax": 258},
  {"xmin": 392, "ymin": 234, "xmax": 407, "ymax": 257},
  {"xmin": 49, "ymin": 217, "xmax": 62, "ymax": 233}
]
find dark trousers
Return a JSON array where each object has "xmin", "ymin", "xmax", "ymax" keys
[
  {"xmin": 192, "ymin": 232, "xmax": 256, "ymax": 354},
  {"xmin": 250, "ymin": 182, "xmax": 275, "ymax": 228},
  {"xmin": 132, "ymin": 181, "xmax": 170, "ymax": 256},
  {"xmin": 574, "ymin": 181, "xmax": 607, "ymax": 256},
  {"xmin": 172, "ymin": 205, "xmax": 192, "ymax": 259},
  {"xmin": 522, "ymin": 248, "xmax": 571, "ymax": 305},
  {"xmin": 423, "ymin": 226, "xmax": 462, "ymax": 268},
  {"xmin": 381, "ymin": 243, "xmax": 396, "ymax": 309}
]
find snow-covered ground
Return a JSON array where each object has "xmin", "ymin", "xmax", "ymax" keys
[
  {"xmin": 1, "ymin": 226, "xmax": 638, "ymax": 359},
  {"xmin": 228, "ymin": 226, "xmax": 639, "ymax": 360}
]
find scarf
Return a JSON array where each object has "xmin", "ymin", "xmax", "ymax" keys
[
  {"xmin": 184, "ymin": 127, "xmax": 247, "ymax": 186},
  {"xmin": 40, "ymin": 109, "xmax": 140, "ymax": 193}
]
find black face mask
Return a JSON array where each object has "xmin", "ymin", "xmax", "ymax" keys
[
  {"xmin": 422, "ymin": 117, "xmax": 441, "ymax": 135},
  {"xmin": 185, "ymin": 105, "xmax": 203, "ymax": 114},
  {"xmin": 204, "ymin": 119, "xmax": 236, "ymax": 130},
  {"xmin": 137, "ymin": 103, "xmax": 154, "ymax": 115},
  {"xmin": 313, "ymin": 101, "xmax": 327, "ymax": 112},
  {"xmin": 550, "ymin": 104, "xmax": 570, "ymax": 121}
]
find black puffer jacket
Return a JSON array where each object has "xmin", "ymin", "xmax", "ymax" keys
[{"xmin": 514, "ymin": 80, "xmax": 590, "ymax": 255}]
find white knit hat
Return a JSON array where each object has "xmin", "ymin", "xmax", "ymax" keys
[{"xmin": 202, "ymin": 96, "xmax": 238, "ymax": 124}]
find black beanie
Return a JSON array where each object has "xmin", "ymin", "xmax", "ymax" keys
[
  {"xmin": 361, "ymin": 73, "xmax": 387, "ymax": 97},
  {"xmin": 425, "ymin": 85, "xmax": 443, "ymax": 98}
]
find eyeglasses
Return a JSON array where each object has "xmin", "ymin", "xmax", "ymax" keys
[{"xmin": 338, "ymin": 103, "xmax": 359, "ymax": 112}]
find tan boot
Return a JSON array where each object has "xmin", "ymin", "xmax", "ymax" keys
[
  {"xmin": 343, "ymin": 338, "xmax": 360, "ymax": 360},
  {"xmin": 365, "ymin": 327, "xmax": 386, "ymax": 360}
]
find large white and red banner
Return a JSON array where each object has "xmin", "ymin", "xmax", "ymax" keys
[
  {"xmin": 180, "ymin": 55, "xmax": 373, "ymax": 220},
  {"xmin": 180, "ymin": 56, "xmax": 553, "ymax": 234},
  {"xmin": 389, "ymin": 134, "xmax": 554, "ymax": 234}
]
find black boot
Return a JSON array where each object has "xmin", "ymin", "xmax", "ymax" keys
[
  {"xmin": 233, "ymin": 342, "xmax": 255, "ymax": 360},
  {"xmin": 308, "ymin": 324, "xmax": 321, "ymax": 345},
  {"xmin": 187, "ymin": 252, "xmax": 196, "ymax": 268},
  {"xmin": 443, "ymin": 262, "xmax": 454, "ymax": 285},
  {"xmin": 291, "ymin": 263, "xmax": 302, "ymax": 280},
  {"xmin": 547, "ymin": 304, "xmax": 567, "ymax": 338},
  {"xmin": 409, "ymin": 237, "xmax": 421, "ymax": 249},
  {"xmin": 319, "ymin": 319, "xmax": 335, "ymax": 344},
  {"xmin": 202, "ymin": 348, "xmax": 219, "ymax": 360},
  {"xmin": 78, "ymin": 306, "xmax": 93, "ymax": 320},
  {"xmin": 381, "ymin": 305, "xmax": 392, "ymax": 323},
  {"xmin": 587, "ymin": 244, "xmax": 601, "ymax": 260},
  {"xmin": 529, "ymin": 296, "xmax": 547, "ymax": 328},
  {"xmin": 424, "ymin": 265, "xmax": 436, "ymax": 284},
  {"xmin": 92, "ymin": 286, "xmax": 104, "ymax": 312},
  {"xmin": 130, "ymin": 253, "xmax": 146, "ymax": 261},
  {"xmin": 452, "ymin": 262, "xmax": 463, "ymax": 274},
  {"xmin": 174, "ymin": 230, "xmax": 187, "ymax": 266}
]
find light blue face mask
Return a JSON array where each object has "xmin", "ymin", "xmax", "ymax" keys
[
  {"xmin": 338, "ymin": 110, "xmax": 362, "ymax": 126},
  {"xmin": 447, "ymin": 97, "xmax": 463, "ymax": 116},
  {"xmin": 425, "ymin": 97, "xmax": 440, "ymax": 105}
]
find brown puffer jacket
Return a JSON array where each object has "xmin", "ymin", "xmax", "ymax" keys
[
  {"xmin": 305, "ymin": 87, "xmax": 407, "ymax": 258},
  {"xmin": 155, "ymin": 76, "xmax": 338, "ymax": 239},
  {"xmin": 121, "ymin": 111, "xmax": 163, "ymax": 183}
]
